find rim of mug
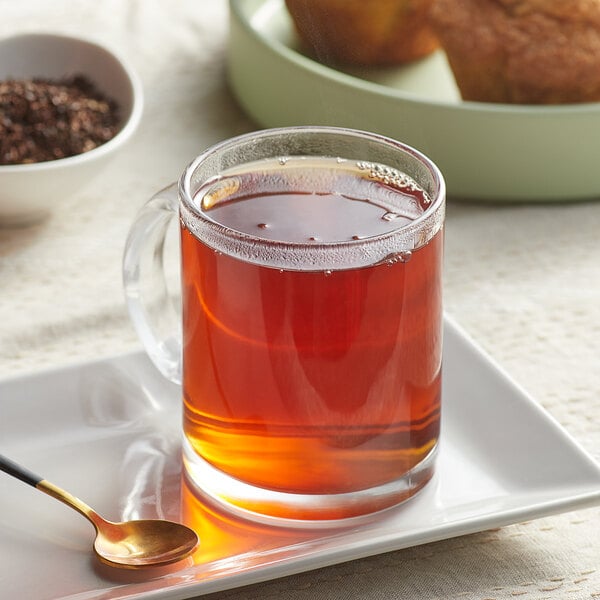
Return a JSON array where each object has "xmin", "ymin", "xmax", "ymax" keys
[{"xmin": 178, "ymin": 126, "xmax": 445, "ymax": 271}]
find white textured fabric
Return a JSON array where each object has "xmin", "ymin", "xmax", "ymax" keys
[{"xmin": 1, "ymin": 2, "xmax": 599, "ymax": 599}]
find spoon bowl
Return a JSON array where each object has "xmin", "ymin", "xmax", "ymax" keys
[
  {"xmin": 94, "ymin": 517, "xmax": 199, "ymax": 569},
  {"xmin": 1, "ymin": 454, "xmax": 199, "ymax": 570}
]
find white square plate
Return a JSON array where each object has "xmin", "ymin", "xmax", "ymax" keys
[{"xmin": 1, "ymin": 317, "xmax": 599, "ymax": 599}]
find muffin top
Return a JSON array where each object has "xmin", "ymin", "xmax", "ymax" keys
[
  {"xmin": 497, "ymin": 0, "xmax": 600, "ymax": 23},
  {"xmin": 431, "ymin": 0, "xmax": 600, "ymax": 103},
  {"xmin": 285, "ymin": 0, "xmax": 439, "ymax": 65}
]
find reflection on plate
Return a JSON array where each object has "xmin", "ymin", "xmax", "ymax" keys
[
  {"xmin": 228, "ymin": 0, "xmax": 600, "ymax": 202},
  {"xmin": 1, "ymin": 317, "xmax": 599, "ymax": 599}
]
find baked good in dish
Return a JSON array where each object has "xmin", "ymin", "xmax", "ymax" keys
[
  {"xmin": 285, "ymin": 0, "xmax": 439, "ymax": 65},
  {"xmin": 430, "ymin": 0, "xmax": 600, "ymax": 104}
]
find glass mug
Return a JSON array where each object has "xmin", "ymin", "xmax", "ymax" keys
[{"xmin": 123, "ymin": 126, "xmax": 445, "ymax": 523}]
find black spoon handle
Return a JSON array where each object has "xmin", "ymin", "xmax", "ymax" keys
[{"xmin": 0, "ymin": 454, "xmax": 43, "ymax": 487}]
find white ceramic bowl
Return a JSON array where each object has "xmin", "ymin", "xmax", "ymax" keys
[{"xmin": 0, "ymin": 33, "xmax": 143, "ymax": 225}]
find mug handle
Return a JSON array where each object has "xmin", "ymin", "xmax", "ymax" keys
[{"xmin": 122, "ymin": 183, "xmax": 182, "ymax": 384}]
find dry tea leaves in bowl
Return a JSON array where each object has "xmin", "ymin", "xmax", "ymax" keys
[{"xmin": 0, "ymin": 75, "xmax": 120, "ymax": 165}]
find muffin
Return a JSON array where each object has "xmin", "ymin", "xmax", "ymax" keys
[
  {"xmin": 285, "ymin": 0, "xmax": 439, "ymax": 66},
  {"xmin": 430, "ymin": 0, "xmax": 600, "ymax": 104}
]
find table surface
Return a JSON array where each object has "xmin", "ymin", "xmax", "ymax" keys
[{"xmin": 1, "ymin": 2, "xmax": 599, "ymax": 599}]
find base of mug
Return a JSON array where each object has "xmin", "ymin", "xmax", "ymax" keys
[{"xmin": 182, "ymin": 438, "xmax": 437, "ymax": 527}]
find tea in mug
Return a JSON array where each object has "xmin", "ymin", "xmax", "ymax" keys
[{"xmin": 180, "ymin": 157, "xmax": 442, "ymax": 517}]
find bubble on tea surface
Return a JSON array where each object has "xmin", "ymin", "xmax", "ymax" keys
[
  {"xmin": 379, "ymin": 251, "xmax": 413, "ymax": 266},
  {"xmin": 356, "ymin": 161, "xmax": 431, "ymax": 205},
  {"xmin": 201, "ymin": 177, "xmax": 240, "ymax": 210}
]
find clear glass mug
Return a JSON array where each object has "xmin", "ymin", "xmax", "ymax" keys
[{"xmin": 123, "ymin": 126, "xmax": 445, "ymax": 524}]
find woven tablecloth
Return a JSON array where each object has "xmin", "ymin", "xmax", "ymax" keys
[{"xmin": 1, "ymin": 2, "xmax": 599, "ymax": 599}]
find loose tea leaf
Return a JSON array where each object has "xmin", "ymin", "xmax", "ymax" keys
[{"xmin": 0, "ymin": 75, "xmax": 120, "ymax": 165}]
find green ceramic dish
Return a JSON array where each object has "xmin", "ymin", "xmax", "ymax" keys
[{"xmin": 228, "ymin": 0, "xmax": 600, "ymax": 202}]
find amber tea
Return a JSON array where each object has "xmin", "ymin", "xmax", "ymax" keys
[{"xmin": 180, "ymin": 157, "xmax": 443, "ymax": 519}]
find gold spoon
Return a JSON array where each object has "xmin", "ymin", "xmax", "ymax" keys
[{"xmin": 0, "ymin": 453, "xmax": 199, "ymax": 569}]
